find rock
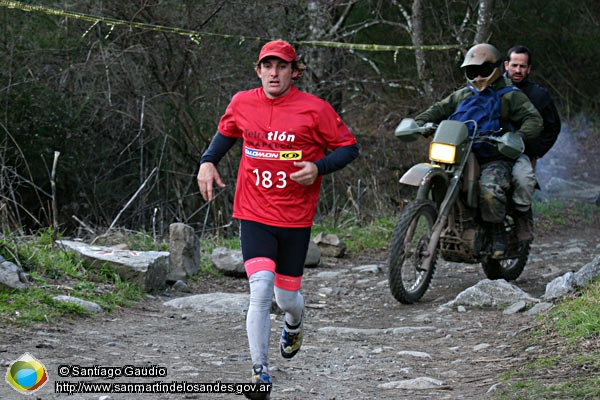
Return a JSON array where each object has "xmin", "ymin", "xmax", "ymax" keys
[
  {"xmin": 390, "ymin": 326, "xmax": 437, "ymax": 335},
  {"xmin": 524, "ymin": 302, "xmax": 554, "ymax": 315},
  {"xmin": 378, "ymin": 376, "xmax": 448, "ymax": 390},
  {"xmin": 167, "ymin": 223, "xmax": 200, "ymax": 282},
  {"xmin": 315, "ymin": 270, "xmax": 343, "ymax": 279},
  {"xmin": 543, "ymin": 255, "xmax": 600, "ymax": 300},
  {"xmin": 163, "ymin": 292, "xmax": 249, "ymax": 313},
  {"xmin": 544, "ymin": 177, "xmax": 600, "ymax": 203},
  {"xmin": 211, "ymin": 247, "xmax": 245, "ymax": 277},
  {"xmin": 53, "ymin": 295, "xmax": 103, "ymax": 313},
  {"xmin": 573, "ymin": 255, "xmax": 600, "ymax": 287},
  {"xmin": 503, "ymin": 300, "xmax": 527, "ymax": 315},
  {"xmin": 56, "ymin": 240, "xmax": 169, "ymax": 292},
  {"xmin": 0, "ymin": 255, "xmax": 29, "ymax": 290},
  {"xmin": 305, "ymin": 241, "xmax": 322, "ymax": 267},
  {"xmin": 317, "ymin": 326, "xmax": 435, "ymax": 336},
  {"xmin": 313, "ymin": 232, "xmax": 346, "ymax": 257},
  {"xmin": 317, "ymin": 326, "xmax": 384, "ymax": 336},
  {"xmin": 351, "ymin": 264, "xmax": 381, "ymax": 274},
  {"xmin": 443, "ymin": 279, "xmax": 539, "ymax": 309},
  {"xmin": 171, "ymin": 280, "xmax": 190, "ymax": 293},
  {"xmin": 396, "ymin": 350, "xmax": 432, "ymax": 359},
  {"xmin": 211, "ymin": 242, "xmax": 324, "ymax": 276},
  {"xmin": 487, "ymin": 383, "xmax": 503, "ymax": 393},
  {"xmin": 543, "ymin": 272, "xmax": 576, "ymax": 300}
]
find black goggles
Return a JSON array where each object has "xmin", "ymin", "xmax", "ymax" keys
[{"xmin": 464, "ymin": 60, "xmax": 501, "ymax": 80}]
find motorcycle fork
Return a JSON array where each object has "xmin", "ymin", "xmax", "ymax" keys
[
  {"xmin": 420, "ymin": 175, "xmax": 460, "ymax": 272},
  {"xmin": 420, "ymin": 145, "xmax": 473, "ymax": 272}
]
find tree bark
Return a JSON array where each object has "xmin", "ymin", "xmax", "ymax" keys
[
  {"xmin": 305, "ymin": 0, "xmax": 330, "ymax": 96},
  {"xmin": 474, "ymin": 0, "xmax": 496, "ymax": 44},
  {"xmin": 410, "ymin": 0, "xmax": 434, "ymax": 98}
]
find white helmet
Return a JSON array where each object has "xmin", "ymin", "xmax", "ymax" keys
[{"xmin": 461, "ymin": 43, "xmax": 503, "ymax": 91}]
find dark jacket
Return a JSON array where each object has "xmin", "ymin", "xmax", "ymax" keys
[
  {"xmin": 513, "ymin": 77, "xmax": 561, "ymax": 159},
  {"xmin": 415, "ymin": 77, "xmax": 542, "ymax": 163}
]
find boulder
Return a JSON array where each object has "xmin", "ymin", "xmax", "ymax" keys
[
  {"xmin": 313, "ymin": 232, "xmax": 347, "ymax": 257},
  {"xmin": 211, "ymin": 247, "xmax": 245, "ymax": 277},
  {"xmin": 167, "ymin": 223, "xmax": 200, "ymax": 282},
  {"xmin": 0, "ymin": 255, "xmax": 29, "ymax": 290},
  {"xmin": 56, "ymin": 240, "xmax": 169, "ymax": 292}
]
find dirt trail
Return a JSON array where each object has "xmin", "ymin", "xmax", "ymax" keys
[{"xmin": 1, "ymin": 226, "xmax": 599, "ymax": 400}]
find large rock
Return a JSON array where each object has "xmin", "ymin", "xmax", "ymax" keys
[
  {"xmin": 167, "ymin": 223, "xmax": 200, "ymax": 282},
  {"xmin": 56, "ymin": 240, "xmax": 169, "ymax": 292},
  {"xmin": 544, "ymin": 255, "xmax": 600, "ymax": 300},
  {"xmin": 211, "ymin": 247, "xmax": 245, "ymax": 277},
  {"xmin": 305, "ymin": 240, "xmax": 322, "ymax": 267},
  {"xmin": 313, "ymin": 232, "xmax": 346, "ymax": 257},
  {"xmin": 0, "ymin": 255, "xmax": 29, "ymax": 290},
  {"xmin": 441, "ymin": 279, "xmax": 539, "ymax": 310}
]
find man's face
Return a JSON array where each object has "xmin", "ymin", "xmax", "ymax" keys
[
  {"xmin": 504, "ymin": 52, "xmax": 531, "ymax": 84},
  {"xmin": 256, "ymin": 57, "xmax": 298, "ymax": 99}
]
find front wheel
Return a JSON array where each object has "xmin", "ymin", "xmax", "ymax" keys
[{"xmin": 388, "ymin": 199, "xmax": 439, "ymax": 304}]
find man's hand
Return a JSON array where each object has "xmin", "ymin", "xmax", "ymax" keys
[
  {"xmin": 289, "ymin": 161, "xmax": 318, "ymax": 186},
  {"xmin": 197, "ymin": 162, "xmax": 226, "ymax": 201}
]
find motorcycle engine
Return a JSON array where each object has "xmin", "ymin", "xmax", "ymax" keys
[
  {"xmin": 440, "ymin": 202, "xmax": 485, "ymax": 263},
  {"xmin": 461, "ymin": 227, "xmax": 485, "ymax": 258}
]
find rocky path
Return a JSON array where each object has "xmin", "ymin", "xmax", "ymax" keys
[{"xmin": 1, "ymin": 232, "xmax": 599, "ymax": 400}]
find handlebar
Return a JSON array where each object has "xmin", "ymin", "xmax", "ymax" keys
[
  {"xmin": 394, "ymin": 118, "xmax": 437, "ymax": 142},
  {"xmin": 394, "ymin": 118, "xmax": 524, "ymax": 159}
]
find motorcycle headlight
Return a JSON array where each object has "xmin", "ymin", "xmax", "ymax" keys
[{"xmin": 429, "ymin": 142, "xmax": 456, "ymax": 164}]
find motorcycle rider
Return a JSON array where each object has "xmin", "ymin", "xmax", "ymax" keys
[
  {"xmin": 505, "ymin": 45, "xmax": 562, "ymax": 243},
  {"xmin": 414, "ymin": 43, "xmax": 542, "ymax": 258}
]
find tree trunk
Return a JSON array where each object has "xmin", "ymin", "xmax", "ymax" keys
[
  {"xmin": 305, "ymin": 0, "xmax": 330, "ymax": 96},
  {"xmin": 410, "ymin": 0, "xmax": 434, "ymax": 98},
  {"xmin": 474, "ymin": 0, "xmax": 495, "ymax": 44}
]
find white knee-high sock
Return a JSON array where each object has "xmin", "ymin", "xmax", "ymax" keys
[
  {"xmin": 247, "ymin": 270, "xmax": 274, "ymax": 368},
  {"xmin": 274, "ymin": 286, "xmax": 304, "ymax": 328}
]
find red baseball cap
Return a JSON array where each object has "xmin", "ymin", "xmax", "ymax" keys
[{"xmin": 258, "ymin": 40, "xmax": 297, "ymax": 63}]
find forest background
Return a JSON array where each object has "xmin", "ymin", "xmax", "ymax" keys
[{"xmin": 1, "ymin": 0, "xmax": 598, "ymax": 239}]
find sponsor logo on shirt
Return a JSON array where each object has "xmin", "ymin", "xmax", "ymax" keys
[
  {"xmin": 280, "ymin": 151, "xmax": 302, "ymax": 160},
  {"xmin": 245, "ymin": 147, "xmax": 302, "ymax": 160}
]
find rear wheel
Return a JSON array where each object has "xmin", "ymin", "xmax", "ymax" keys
[
  {"xmin": 481, "ymin": 218, "xmax": 530, "ymax": 280},
  {"xmin": 388, "ymin": 199, "xmax": 439, "ymax": 304}
]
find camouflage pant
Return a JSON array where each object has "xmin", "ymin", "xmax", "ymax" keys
[
  {"xmin": 479, "ymin": 160, "xmax": 514, "ymax": 223},
  {"xmin": 511, "ymin": 154, "xmax": 537, "ymax": 212}
]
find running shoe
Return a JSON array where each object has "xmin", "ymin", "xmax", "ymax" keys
[
  {"xmin": 280, "ymin": 315, "xmax": 303, "ymax": 359},
  {"xmin": 244, "ymin": 364, "xmax": 272, "ymax": 400}
]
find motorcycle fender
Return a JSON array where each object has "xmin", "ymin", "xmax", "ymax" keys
[{"xmin": 400, "ymin": 163, "xmax": 448, "ymax": 188}]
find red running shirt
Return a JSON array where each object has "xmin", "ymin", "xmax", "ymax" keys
[{"xmin": 218, "ymin": 85, "xmax": 357, "ymax": 228}]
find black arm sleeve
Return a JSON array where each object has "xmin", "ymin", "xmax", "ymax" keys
[
  {"xmin": 199, "ymin": 131, "xmax": 238, "ymax": 166},
  {"xmin": 527, "ymin": 102, "xmax": 561, "ymax": 158},
  {"xmin": 314, "ymin": 144, "xmax": 359, "ymax": 175}
]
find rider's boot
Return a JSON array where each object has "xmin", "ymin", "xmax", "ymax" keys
[
  {"xmin": 514, "ymin": 208, "xmax": 534, "ymax": 243},
  {"xmin": 491, "ymin": 223, "xmax": 507, "ymax": 259}
]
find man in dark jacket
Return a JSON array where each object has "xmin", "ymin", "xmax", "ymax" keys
[
  {"xmin": 505, "ymin": 45, "xmax": 562, "ymax": 242},
  {"xmin": 415, "ymin": 43, "xmax": 542, "ymax": 258}
]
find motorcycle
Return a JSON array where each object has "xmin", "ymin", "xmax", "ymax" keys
[{"xmin": 388, "ymin": 118, "xmax": 530, "ymax": 304}]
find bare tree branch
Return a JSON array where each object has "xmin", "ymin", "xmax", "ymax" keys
[{"xmin": 107, "ymin": 167, "xmax": 157, "ymax": 232}]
